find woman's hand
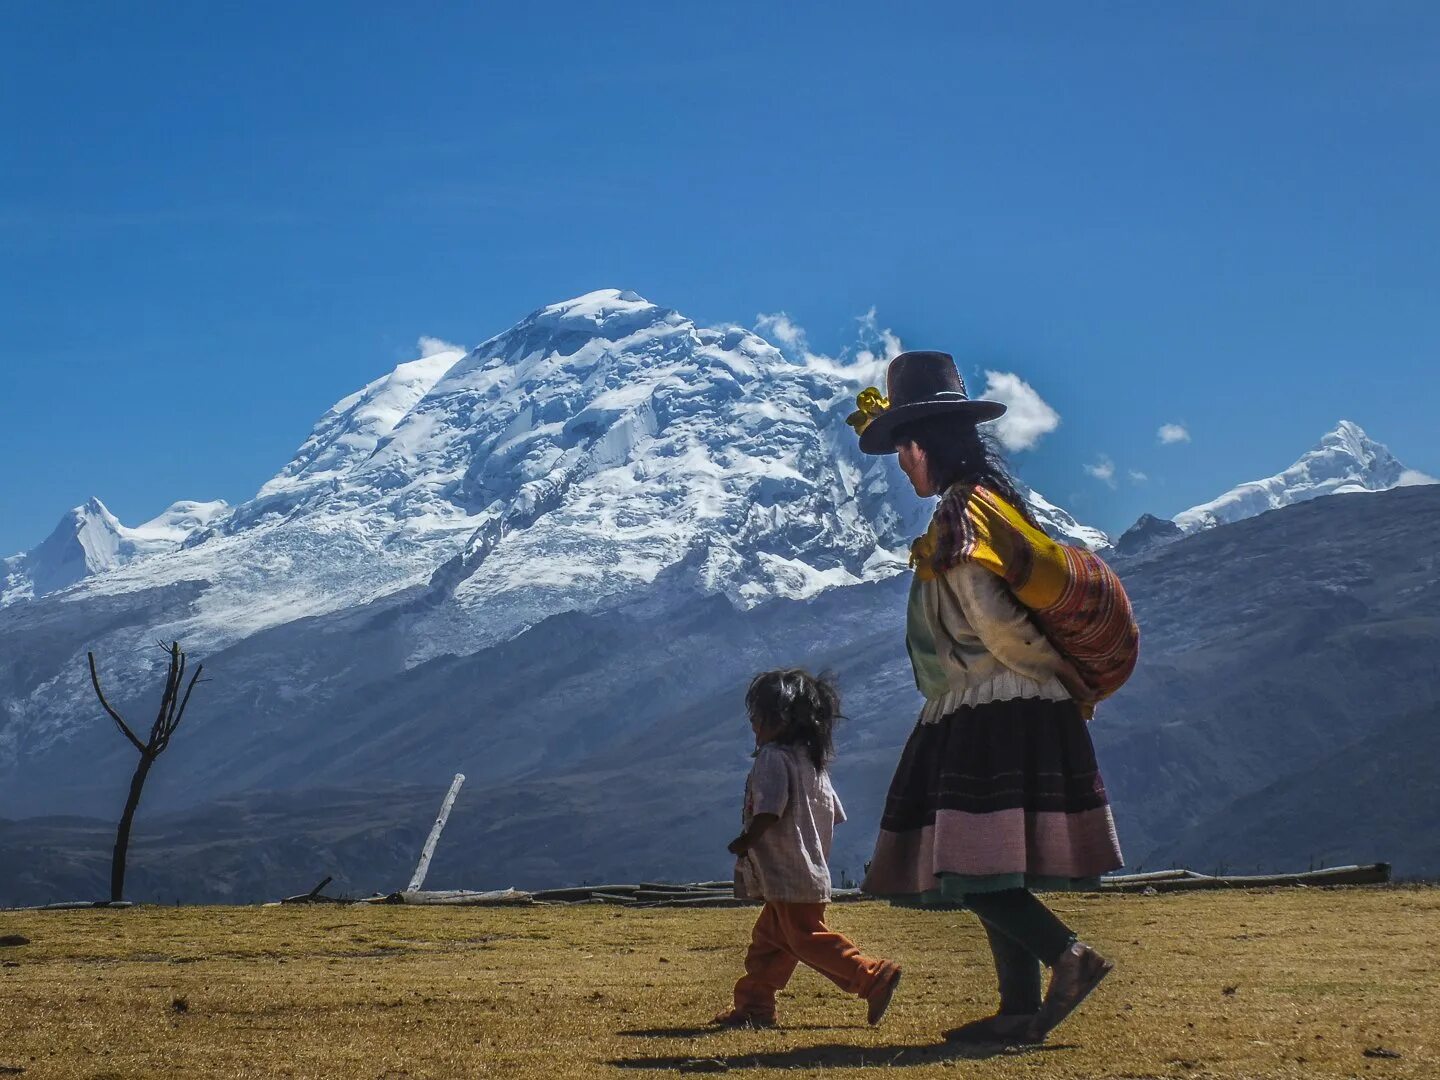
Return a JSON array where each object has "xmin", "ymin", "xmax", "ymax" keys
[
  {"xmin": 727, "ymin": 833, "xmax": 752, "ymax": 856},
  {"xmin": 1054, "ymin": 659, "xmax": 1098, "ymax": 718}
]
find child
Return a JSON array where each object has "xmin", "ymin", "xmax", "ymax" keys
[{"xmin": 713, "ymin": 669, "xmax": 902, "ymax": 1029}]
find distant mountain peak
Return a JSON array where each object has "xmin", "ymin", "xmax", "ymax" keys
[
  {"xmin": 463, "ymin": 289, "xmax": 684, "ymax": 351},
  {"xmin": 536, "ymin": 287, "xmax": 658, "ymax": 321},
  {"xmin": 1115, "ymin": 513, "xmax": 1184, "ymax": 558},
  {"xmin": 1, "ymin": 496, "xmax": 228, "ymax": 603},
  {"xmin": 1171, "ymin": 420, "xmax": 1417, "ymax": 536},
  {"xmin": 1317, "ymin": 419, "xmax": 1389, "ymax": 466}
]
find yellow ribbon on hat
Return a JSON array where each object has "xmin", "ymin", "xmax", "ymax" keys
[{"xmin": 845, "ymin": 386, "xmax": 890, "ymax": 436}]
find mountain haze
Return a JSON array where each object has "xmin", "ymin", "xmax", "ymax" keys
[{"xmin": 3, "ymin": 483, "xmax": 1437, "ymax": 905}]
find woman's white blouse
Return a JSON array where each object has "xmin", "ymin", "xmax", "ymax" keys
[{"xmin": 914, "ymin": 561, "xmax": 1071, "ymax": 724}]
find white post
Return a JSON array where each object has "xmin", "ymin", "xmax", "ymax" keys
[{"xmin": 407, "ymin": 773, "xmax": 466, "ymax": 893}]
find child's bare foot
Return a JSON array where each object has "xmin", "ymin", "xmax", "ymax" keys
[
  {"xmin": 711, "ymin": 1008, "xmax": 776, "ymax": 1029},
  {"xmin": 866, "ymin": 961, "xmax": 903, "ymax": 1025}
]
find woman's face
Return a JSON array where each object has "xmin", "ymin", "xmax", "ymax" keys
[{"xmin": 897, "ymin": 440, "xmax": 936, "ymax": 498}]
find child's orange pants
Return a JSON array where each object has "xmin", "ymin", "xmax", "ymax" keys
[{"xmin": 732, "ymin": 901, "xmax": 889, "ymax": 1019}]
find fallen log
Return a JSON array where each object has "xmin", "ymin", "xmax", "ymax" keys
[
  {"xmin": 355, "ymin": 888, "xmax": 532, "ymax": 906},
  {"xmin": 1102, "ymin": 869, "xmax": 1205, "ymax": 883},
  {"xmin": 629, "ymin": 889, "xmax": 734, "ymax": 902},
  {"xmin": 400, "ymin": 889, "xmax": 531, "ymax": 906},
  {"xmin": 1100, "ymin": 864, "xmax": 1390, "ymax": 893},
  {"xmin": 637, "ymin": 882, "xmax": 728, "ymax": 893},
  {"xmin": 280, "ymin": 876, "xmax": 344, "ymax": 904},
  {"xmin": 9, "ymin": 901, "xmax": 137, "ymax": 911},
  {"xmin": 531, "ymin": 885, "xmax": 641, "ymax": 902}
]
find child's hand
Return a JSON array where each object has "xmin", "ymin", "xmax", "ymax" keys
[{"xmin": 729, "ymin": 814, "xmax": 778, "ymax": 856}]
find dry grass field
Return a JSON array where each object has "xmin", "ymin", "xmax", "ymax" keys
[{"xmin": 1, "ymin": 887, "xmax": 1436, "ymax": 1079}]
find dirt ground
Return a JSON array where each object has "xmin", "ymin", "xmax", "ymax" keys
[{"xmin": 0, "ymin": 887, "xmax": 1436, "ymax": 1078}]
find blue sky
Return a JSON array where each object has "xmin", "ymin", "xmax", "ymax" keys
[{"xmin": 3, "ymin": 2, "xmax": 1437, "ymax": 553}]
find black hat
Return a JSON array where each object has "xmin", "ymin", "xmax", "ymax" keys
[{"xmin": 851, "ymin": 351, "xmax": 1006, "ymax": 455}]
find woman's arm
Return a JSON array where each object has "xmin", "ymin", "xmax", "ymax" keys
[{"xmin": 946, "ymin": 561, "xmax": 1093, "ymax": 704}]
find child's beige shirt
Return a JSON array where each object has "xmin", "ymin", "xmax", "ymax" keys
[{"xmin": 735, "ymin": 743, "xmax": 845, "ymax": 903}]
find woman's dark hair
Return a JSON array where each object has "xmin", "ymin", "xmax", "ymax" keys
[
  {"xmin": 893, "ymin": 413, "xmax": 1042, "ymax": 528},
  {"xmin": 745, "ymin": 668, "xmax": 840, "ymax": 770}
]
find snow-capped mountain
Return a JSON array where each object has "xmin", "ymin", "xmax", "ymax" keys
[
  {"xmin": 0, "ymin": 291, "xmax": 905, "ymax": 763},
  {"xmin": 0, "ymin": 289, "xmax": 1113, "ymax": 798},
  {"xmin": 2, "ymin": 289, "xmax": 1105, "ymax": 625},
  {"xmin": 1114, "ymin": 420, "xmax": 1433, "ymax": 557},
  {"xmin": 1173, "ymin": 420, "xmax": 1431, "ymax": 534},
  {"xmin": 1019, "ymin": 483, "xmax": 1111, "ymax": 551},
  {"xmin": 225, "ymin": 346, "xmax": 465, "ymax": 532},
  {"xmin": 1, "ymin": 497, "xmax": 229, "ymax": 604},
  {"xmin": 301, "ymin": 287, "xmax": 941, "ymax": 661}
]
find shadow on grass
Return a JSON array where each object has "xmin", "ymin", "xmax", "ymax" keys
[
  {"xmin": 618, "ymin": 1025, "xmax": 842, "ymax": 1039},
  {"xmin": 610, "ymin": 1040, "xmax": 1076, "ymax": 1070}
]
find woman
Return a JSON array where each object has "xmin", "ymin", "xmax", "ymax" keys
[{"xmin": 853, "ymin": 351, "xmax": 1125, "ymax": 1045}]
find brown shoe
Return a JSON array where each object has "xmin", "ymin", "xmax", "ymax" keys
[
  {"xmin": 1027, "ymin": 942, "xmax": 1114, "ymax": 1042},
  {"xmin": 866, "ymin": 961, "xmax": 903, "ymax": 1026},
  {"xmin": 711, "ymin": 1008, "xmax": 776, "ymax": 1029},
  {"xmin": 943, "ymin": 1013, "xmax": 1039, "ymax": 1044}
]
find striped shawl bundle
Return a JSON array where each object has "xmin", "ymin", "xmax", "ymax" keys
[{"xmin": 913, "ymin": 485, "xmax": 1140, "ymax": 705}]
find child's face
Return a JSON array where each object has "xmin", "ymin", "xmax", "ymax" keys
[{"xmin": 750, "ymin": 713, "xmax": 779, "ymax": 746}]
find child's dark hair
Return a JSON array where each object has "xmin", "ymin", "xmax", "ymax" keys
[{"xmin": 746, "ymin": 668, "xmax": 841, "ymax": 770}]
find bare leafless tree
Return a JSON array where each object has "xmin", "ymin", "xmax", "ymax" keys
[{"xmin": 87, "ymin": 641, "xmax": 204, "ymax": 903}]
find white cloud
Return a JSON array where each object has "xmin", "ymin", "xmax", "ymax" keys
[
  {"xmin": 980, "ymin": 371, "xmax": 1061, "ymax": 453},
  {"xmin": 1128, "ymin": 469, "xmax": 1149, "ymax": 483},
  {"xmin": 1085, "ymin": 456, "xmax": 1118, "ymax": 488},
  {"xmin": 754, "ymin": 312, "xmax": 807, "ymax": 352},
  {"xmin": 418, "ymin": 335, "xmax": 466, "ymax": 358},
  {"xmin": 754, "ymin": 308, "xmax": 900, "ymax": 389},
  {"xmin": 853, "ymin": 307, "xmax": 903, "ymax": 371},
  {"xmin": 1398, "ymin": 468, "xmax": 1439, "ymax": 487},
  {"xmin": 1158, "ymin": 423, "xmax": 1191, "ymax": 445}
]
